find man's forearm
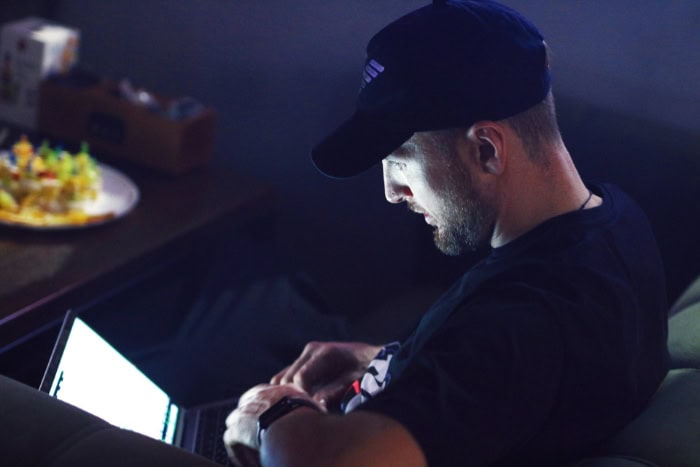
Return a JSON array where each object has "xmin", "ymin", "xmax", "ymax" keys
[
  {"xmin": 259, "ymin": 408, "xmax": 328, "ymax": 467},
  {"xmin": 260, "ymin": 408, "xmax": 427, "ymax": 467}
]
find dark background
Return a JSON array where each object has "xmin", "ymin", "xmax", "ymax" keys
[{"xmin": 1, "ymin": 0, "xmax": 699, "ymax": 403}]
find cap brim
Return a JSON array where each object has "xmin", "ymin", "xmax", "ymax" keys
[{"xmin": 311, "ymin": 112, "xmax": 414, "ymax": 178}]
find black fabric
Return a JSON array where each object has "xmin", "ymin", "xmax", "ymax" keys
[{"xmin": 357, "ymin": 183, "xmax": 669, "ymax": 466}]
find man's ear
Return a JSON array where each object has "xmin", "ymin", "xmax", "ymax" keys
[{"xmin": 466, "ymin": 123, "xmax": 507, "ymax": 175}]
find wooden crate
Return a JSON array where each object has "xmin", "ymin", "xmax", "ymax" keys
[{"xmin": 38, "ymin": 79, "xmax": 216, "ymax": 174}]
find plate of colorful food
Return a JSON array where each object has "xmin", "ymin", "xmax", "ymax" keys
[{"xmin": 0, "ymin": 136, "xmax": 139, "ymax": 230}]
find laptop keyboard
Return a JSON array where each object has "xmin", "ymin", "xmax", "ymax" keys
[{"xmin": 195, "ymin": 402, "xmax": 238, "ymax": 466}]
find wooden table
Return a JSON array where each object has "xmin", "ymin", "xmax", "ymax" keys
[{"xmin": 0, "ymin": 162, "xmax": 276, "ymax": 351}]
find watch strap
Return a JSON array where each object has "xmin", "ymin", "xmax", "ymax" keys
[{"xmin": 256, "ymin": 396, "xmax": 320, "ymax": 445}]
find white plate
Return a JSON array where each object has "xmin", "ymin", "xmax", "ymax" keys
[{"xmin": 0, "ymin": 163, "xmax": 140, "ymax": 231}]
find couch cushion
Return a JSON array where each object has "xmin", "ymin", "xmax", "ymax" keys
[
  {"xmin": 50, "ymin": 426, "xmax": 224, "ymax": 467},
  {"xmin": 595, "ymin": 368, "xmax": 700, "ymax": 467},
  {"xmin": 668, "ymin": 301, "xmax": 700, "ymax": 369},
  {"xmin": 0, "ymin": 374, "xmax": 220, "ymax": 466},
  {"xmin": 670, "ymin": 275, "xmax": 700, "ymax": 317}
]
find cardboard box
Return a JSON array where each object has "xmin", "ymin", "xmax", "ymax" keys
[
  {"xmin": 0, "ymin": 17, "xmax": 79, "ymax": 129},
  {"xmin": 38, "ymin": 78, "xmax": 216, "ymax": 174}
]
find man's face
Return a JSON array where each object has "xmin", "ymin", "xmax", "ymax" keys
[{"xmin": 382, "ymin": 130, "xmax": 496, "ymax": 255}]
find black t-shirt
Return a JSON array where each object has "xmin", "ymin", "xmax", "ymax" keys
[{"xmin": 355, "ymin": 184, "xmax": 669, "ymax": 466}]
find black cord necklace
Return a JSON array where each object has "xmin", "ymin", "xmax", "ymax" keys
[{"xmin": 578, "ymin": 189, "xmax": 593, "ymax": 211}]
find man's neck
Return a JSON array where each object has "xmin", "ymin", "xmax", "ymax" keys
[{"xmin": 490, "ymin": 143, "xmax": 598, "ymax": 248}]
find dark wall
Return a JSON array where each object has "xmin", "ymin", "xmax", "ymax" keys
[
  {"xmin": 49, "ymin": 0, "xmax": 438, "ymax": 317},
  {"xmin": 26, "ymin": 0, "xmax": 700, "ymax": 310},
  {"xmin": 507, "ymin": 0, "xmax": 700, "ymax": 133},
  {"xmin": 0, "ymin": 0, "xmax": 58, "ymax": 24}
]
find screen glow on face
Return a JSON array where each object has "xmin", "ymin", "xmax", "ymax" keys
[{"xmin": 48, "ymin": 317, "xmax": 179, "ymax": 443}]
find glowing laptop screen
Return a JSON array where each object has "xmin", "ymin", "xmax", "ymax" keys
[{"xmin": 46, "ymin": 316, "xmax": 179, "ymax": 443}]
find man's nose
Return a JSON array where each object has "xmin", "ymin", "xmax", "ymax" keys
[{"xmin": 383, "ymin": 172, "xmax": 411, "ymax": 204}]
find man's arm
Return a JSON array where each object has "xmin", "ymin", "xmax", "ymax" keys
[
  {"xmin": 262, "ymin": 406, "xmax": 427, "ymax": 467},
  {"xmin": 270, "ymin": 341, "xmax": 383, "ymax": 409},
  {"xmin": 224, "ymin": 383, "xmax": 427, "ymax": 467}
]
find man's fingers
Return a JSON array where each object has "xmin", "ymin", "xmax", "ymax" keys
[
  {"xmin": 223, "ymin": 428, "xmax": 244, "ymax": 465},
  {"xmin": 292, "ymin": 354, "xmax": 326, "ymax": 392},
  {"xmin": 313, "ymin": 381, "xmax": 354, "ymax": 409},
  {"xmin": 270, "ymin": 366, "xmax": 290, "ymax": 385},
  {"xmin": 277, "ymin": 344, "xmax": 317, "ymax": 385},
  {"xmin": 225, "ymin": 405, "xmax": 244, "ymax": 429},
  {"xmin": 226, "ymin": 401, "xmax": 268, "ymax": 429},
  {"xmin": 237, "ymin": 384, "xmax": 272, "ymax": 407}
]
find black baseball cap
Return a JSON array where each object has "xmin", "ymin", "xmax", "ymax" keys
[{"xmin": 311, "ymin": 0, "xmax": 551, "ymax": 178}]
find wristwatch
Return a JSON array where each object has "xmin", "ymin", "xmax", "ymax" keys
[{"xmin": 256, "ymin": 396, "xmax": 320, "ymax": 445}]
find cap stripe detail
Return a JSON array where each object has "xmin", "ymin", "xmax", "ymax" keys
[
  {"xmin": 368, "ymin": 59, "xmax": 385, "ymax": 73},
  {"xmin": 362, "ymin": 59, "xmax": 385, "ymax": 86}
]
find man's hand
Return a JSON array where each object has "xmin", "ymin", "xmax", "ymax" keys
[
  {"xmin": 223, "ymin": 383, "xmax": 323, "ymax": 467},
  {"xmin": 226, "ymin": 366, "xmax": 427, "ymax": 467},
  {"xmin": 270, "ymin": 341, "xmax": 382, "ymax": 410}
]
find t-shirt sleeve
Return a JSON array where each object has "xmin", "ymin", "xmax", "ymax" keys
[{"xmin": 356, "ymin": 294, "xmax": 564, "ymax": 467}]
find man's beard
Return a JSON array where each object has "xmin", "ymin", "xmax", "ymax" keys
[{"xmin": 431, "ymin": 166, "xmax": 496, "ymax": 256}]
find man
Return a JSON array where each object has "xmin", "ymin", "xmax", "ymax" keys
[{"xmin": 223, "ymin": 1, "xmax": 669, "ymax": 465}]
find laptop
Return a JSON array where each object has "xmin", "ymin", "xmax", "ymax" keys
[{"xmin": 39, "ymin": 309, "xmax": 238, "ymax": 465}]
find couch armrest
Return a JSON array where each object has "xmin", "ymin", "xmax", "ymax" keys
[
  {"xmin": 593, "ymin": 369, "xmax": 700, "ymax": 467},
  {"xmin": 0, "ymin": 374, "xmax": 221, "ymax": 466}
]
